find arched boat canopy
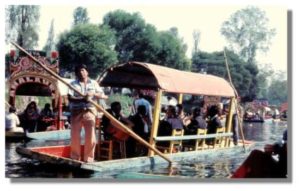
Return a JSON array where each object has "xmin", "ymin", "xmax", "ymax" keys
[{"xmin": 99, "ymin": 62, "xmax": 235, "ymax": 97}]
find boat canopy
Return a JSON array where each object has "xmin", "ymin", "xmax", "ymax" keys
[{"xmin": 99, "ymin": 62, "xmax": 235, "ymax": 97}]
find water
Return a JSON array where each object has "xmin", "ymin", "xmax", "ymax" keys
[{"xmin": 5, "ymin": 121, "xmax": 288, "ymax": 179}]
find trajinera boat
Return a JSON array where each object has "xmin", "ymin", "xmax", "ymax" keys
[
  {"xmin": 6, "ymin": 49, "xmax": 84, "ymax": 141},
  {"xmin": 16, "ymin": 59, "xmax": 253, "ymax": 174}
]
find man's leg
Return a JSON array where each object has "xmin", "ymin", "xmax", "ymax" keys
[
  {"xmin": 82, "ymin": 111, "xmax": 96, "ymax": 162},
  {"xmin": 70, "ymin": 113, "xmax": 82, "ymax": 160}
]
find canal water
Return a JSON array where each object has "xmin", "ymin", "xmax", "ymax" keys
[{"xmin": 5, "ymin": 121, "xmax": 288, "ymax": 179}]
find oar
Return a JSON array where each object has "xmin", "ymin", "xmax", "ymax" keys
[
  {"xmin": 11, "ymin": 42, "xmax": 173, "ymax": 164},
  {"xmin": 223, "ymin": 48, "xmax": 246, "ymax": 152}
]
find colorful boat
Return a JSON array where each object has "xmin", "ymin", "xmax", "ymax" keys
[
  {"xmin": 16, "ymin": 61, "xmax": 251, "ymax": 173},
  {"xmin": 6, "ymin": 50, "xmax": 71, "ymax": 141},
  {"xmin": 16, "ymin": 140, "xmax": 253, "ymax": 173}
]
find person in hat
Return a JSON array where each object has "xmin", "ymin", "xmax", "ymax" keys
[{"xmin": 68, "ymin": 64, "xmax": 108, "ymax": 162}]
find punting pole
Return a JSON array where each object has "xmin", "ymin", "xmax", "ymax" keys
[
  {"xmin": 223, "ymin": 48, "xmax": 246, "ymax": 152},
  {"xmin": 11, "ymin": 42, "xmax": 173, "ymax": 164}
]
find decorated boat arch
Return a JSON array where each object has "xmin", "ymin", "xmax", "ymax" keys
[{"xmin": 7, "ymin": 50, "xmax": 65, "ymax": 130}]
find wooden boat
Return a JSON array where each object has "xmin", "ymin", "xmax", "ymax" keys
[
  {"xmin": 15, "ymin": 62, "xmax": 253, "ymax": 174},
  {"xmin": 16, "ymin": 140, "xmax": 254, "ymax": 173},
  {"xmin": 5, "ymin": 131, "xmax": 27, "ymax": 141},
  {"xmin": 6, "ymin": 50, "xmax": 72, "ymax": 141},
  {"xmin": 26, "ymin": 129, "xmax": 71, "ymax": 140}
]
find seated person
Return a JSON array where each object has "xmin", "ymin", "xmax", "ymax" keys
[
  {"xmin": 166, "ymin": 105, "xmax": 184, "ymax": 130},
  {"xmin": 22, "ymin": 101, "xmax": 40, "ymax": 132},
  {"xmin": 37, "ymin": 103, "xmax": 54, "ymax": 132},
  {"xmin": 127, "ymin": 105, "xmax": 149, "ymax": 157},
  {"xmin": 5, "ymin": 106, "xmax": 23, "ymax": 133},
  {"xmin": 176, "ymin": 104, "xmax": 191, "ymax": 127},
  {"xmin": 206, "ymin": 105, "xmax": 222, "ymax": 144},
  {"xmin": 102, "ymin": 101, "xmax": 133, "ymax": 141},
  {"xmin": 157, "ymin": 105, "xmax": 184, "ymax": 147},
  {"xmin": 185, "ymin": 107, "xmax": 207, "ymax": 135}
]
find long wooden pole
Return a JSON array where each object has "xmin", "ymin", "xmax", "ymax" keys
[
  {"xmin": 11, "ymin": 42, "xmax": 172, "ymax": 164},
  {"xmin": 223, "ymin": 48, "xmax": 246, "ymax": 151}
]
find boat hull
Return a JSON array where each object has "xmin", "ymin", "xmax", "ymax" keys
[
  {"xmin": 16, "ymin": 140, "xmax": 254, "ymax": 173},
  {"xmin": 5, "ymin": 131, "xmax": 28, "ymax": 141}
]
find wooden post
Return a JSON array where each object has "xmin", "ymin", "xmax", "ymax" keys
[
  {"xmin": 178, "ymin": 93, "xmax": 183, "ymax": 104},
  {"xmin": 225, "ymin": 97, "xmax": 235, "ymax": 147},
  {"xmin": 57, "ymin": 96, "xmax": 62, "ymax": 130},
  {"xmin": 148, "ymin": 89, "xmax": 162, "ymax": 156}
]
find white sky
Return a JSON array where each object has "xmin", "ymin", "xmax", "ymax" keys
[{"xmin": 33, "ymin": 4, "xmax": 288, "ymax": 72}]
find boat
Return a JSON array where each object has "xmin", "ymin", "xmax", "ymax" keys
[
  {"xmin": 6, "ymin": 49, "xmax": 73, "ymax": 141},
  {"xmin": 16, "ymin": 61, "xmax": 252, "ymax": 174},
  {"xmin": 280, "ymin": 102, "xmax": 288, "ymax": 121},
  {"xmin": 16, "ymin": 140, "xmax": 254, "ymax": 173},
  {"xmin": 5, "ymin": 131, "xmax": 28, "ymax": 141}
]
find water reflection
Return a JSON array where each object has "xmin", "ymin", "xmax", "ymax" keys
[{"xmin": 5, "ymin": 121, "xmax": 288, "ymax": 179}]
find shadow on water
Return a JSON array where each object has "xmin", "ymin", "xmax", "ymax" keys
[{"xmin": 5, "ymin": 121, "xmax": 288, "ymax": 179}]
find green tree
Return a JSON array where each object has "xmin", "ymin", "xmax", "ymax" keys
[
  {"xmin": 6, "ymin": 5, "xmax": 40, "ymax": 49},
  {"xmin": 157, "ymin": 30, "xmax": 191, "ymax": 70},
  {"xmin": 103, "ymin": 10, "xmax": 159, "ymax": 62},
  {"xmin": 73, "ymin": 7, "xmax": 90, "ymax": 26},
  {"xmin": 43, "ymin": 19, "xmax": 55, "ymax": 53},
  {"xmin": 220, "ymin": 6, "xmax": 276, "ymax": 65},
  {"xmin": 103, "ymin": 10, "xmax": 190, "ymax": 70},
  {"xmin": 267, "ymin": 79, "xmax": 287, "ymax": 105},
  {"xmin": 192, "ymin": 50, "xmax": 259, "ymax": 101},
  {"xmin": 56, "ymin": 24, "xmax": 117, "ymax": 78},
  {"xmin": 256, "ymin": 63, "xmax": 274, "ymax": 99}
]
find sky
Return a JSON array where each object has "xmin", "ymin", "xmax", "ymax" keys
[{"xmin": 14, "ymin": 4, "xmax": 287, "ymax": 72}]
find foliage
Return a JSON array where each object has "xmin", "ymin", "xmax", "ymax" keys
[
  {"xmin": 192, "ymin": 50, "xmax": 259, "ymax": 101},
  {"xmin": 220, "ymin": 6, "xmax": 276, "ymax": 65},
  {"xmin": 56, "ymin": 24, "xmax": 118, "ymax": 78},
  {"xmin": 43, "ymin": 19, "xmax": 55, "ymax": 53},
  {"xmin": 106, "ymin": 94, "xmax": 134, "ymax": 117},
  {"xmin": 255, "ymin": 63, "xmax": 274, "ymax": 99},
  {"xmin": 267, "ymin": 79, "xmax": 288, "ymax": 105},
  {"xmin": 102, "ymin": 10, "xmax": 190, "ymax": 70},
  {"xmin": 156, "ymin": 30, "xmax": 191, "ymax": 70},
  {"xmin": 73, "ymin": 7, "xmax": 90, "ymax": 26},
  {"xmin": 6, "ymin": 5, "xmax": 40, "ymax": 49}
]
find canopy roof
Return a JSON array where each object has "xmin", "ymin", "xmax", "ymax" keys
[{"xmin": 99, "ymin": 62, "xmax": 235, "ymax": 97}]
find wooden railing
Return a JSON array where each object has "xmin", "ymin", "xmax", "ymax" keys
[{"xmin": 154, "ymin": 133, "xmax": 233, "ymax": 142}]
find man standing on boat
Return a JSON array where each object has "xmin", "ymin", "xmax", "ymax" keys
[{"xmin": 68, "ymin": 64, "xmax": 108, "ymax": 162}]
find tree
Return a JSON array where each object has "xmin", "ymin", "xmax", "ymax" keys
[
  {"xmin": 192, "ymin": 50, "xmax": 259, "ymax": 101},
  {"xmin": 6, "ymin": 5, "xmax": 40, "ymax": 49},
  {"xmin": 157, "ymin": 30, "xmax": 191, "ymax": 70},
  {"xmin": 73, "ymin": 7, "xmax": 89, "ymax": 26},
  {"xmin": 267, "ymin": 79, "xmax": 287, "ymax": 105},
  {"xmin": 255, "ymin": 63, "xmax": 274, "ymax": 99},
  {"xmin": 43, "ymin": 19, "xmax": 55, "ymax": 53},
  {"xmin": 56, "ymin": 24, "xmax": 117, "ymax": 78},
  {"xmin": 102, "ymin": 10, "xmax": 190, "ymax": 70},
  {"xmin": 220, "ymin": 6, "xmax": 276, "ymax": 65}
]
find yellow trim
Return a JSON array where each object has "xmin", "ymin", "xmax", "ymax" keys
[
  {"xmin": 178, "ymin": 93, "xmax": 183, "ymax": 104},
  {"xmin": 225, "ymin": 97, "xmax": 235, "ymax": 147},
  {"xmin": 148, "ymin": 89, "xmax": 162, "ymax": 156}
]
